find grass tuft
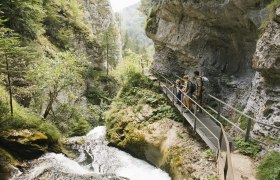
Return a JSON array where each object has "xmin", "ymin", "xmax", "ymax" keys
[{"xmin": 257, "ymin": 151, "xmax": 280, "ymax": 180}]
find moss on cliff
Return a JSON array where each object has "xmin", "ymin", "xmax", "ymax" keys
[
  {"xmin": 145, "ymin": 6, "xmax": 159, "ymax": 35},
  {"xmin": 0, "ymin": 86, "xmax": 60, "ymax": 142},
  {"xmin": 161, "ymin": 146, "xmax": 191, "ymax": 179},
  {"xmin": 105, "ymin": 72, "xmax": 188, "ymax": 176}
]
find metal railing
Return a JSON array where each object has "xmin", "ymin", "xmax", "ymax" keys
[
  {"xmin": 174, "ymin": 74, "xmax": 280, "ymax": 141},
  {"xmin": 158, "ymin": 74, "xmax": 234, "ymax": 180}
]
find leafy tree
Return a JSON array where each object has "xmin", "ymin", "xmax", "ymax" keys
[
  {"xmin": 99, "ymin": 23, "xmax": 119, "ymax": 75},
  {"xmin": 0, "ymin": 20, "xmax": 34, "ymax": 116},
  {"xmin": 113, "ymin": 49, "xmax": 142, "ymax": 83},
  {"xmin": 27, "ymin": 51, "xmax": 87, "ymax": 119},
  {"xmin": 0, "ymin": 0, "xmax": 45, "ymax": 38}
]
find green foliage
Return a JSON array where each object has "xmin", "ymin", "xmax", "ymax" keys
[
  {"xmin": 121, "ymin": 71, "xmax": 154, "ymax": 93},
  {"xmin": 203, "ymin": 149, "xmax": 216, "ymax": 161},
  {"xmin": 145, "ymin": 7, "xmax": 158, "ymax": 35},
  {"xmin": 113, "ymin": 49, "xmax": 143, "ymax": 83},
  {"xmin": 234, "ymin": 137, "xmax": 261, "ymax": 157},
  {"xmin": 0, "ymin": 0, "xmax": 46, "ymax": 38},
  {"xmin": 268, "ymin": 0, "xmax": 280, "ymax": 10},
  {"xmin": 176, "ymin": 131, "xmax": 184, "ymax": 139},
  {"xmin": 0, "ymin": 86, "xmax": 60, "ymax": 141},
  {"xmin": 0, "ymin": 20, "xmax": 38, "ymax": 107},
  {"xmin": 86, "ymin": 69, "xmax": 119, "ymax": 105},
  {"xmin": 69, "ymin": 117, "xmax": 90, "ymax": 136},
  {"xmin": 150, "ymin": 104, "xmax": 182, "ymax": 122},
  {"xmin": 257, "ymin": 151, "xmax": 280, "ymax": 180},
  {"xmin": 260, "ymin": 0, "xmax": 280, "ymax": 31},
  {"xmin": 207, "ymin": 176, "xmax": 218, "ymax": 180},
  {"xmin": 98, "ymin": 23, "xmax": 120, "ymax": 74},
  {"xmin": 239, "ymin": 115, "xmax": 249, "ymax": 130},
  {"xmin": 43, "ymin": 0, "xmax": 96, "ymax": 49}
]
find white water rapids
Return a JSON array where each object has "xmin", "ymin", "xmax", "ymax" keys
[{"xmin": 12, "ymin": 126, "xmax": 171, "ymax": 180}]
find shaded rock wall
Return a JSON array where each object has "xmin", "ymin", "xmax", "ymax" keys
[
  {"xmin": 147, "ymin": 0, "xmax": 268, "ymax": 77},
  {"xmin": 146, "ymin": 0, "xmax": 280, "ymax": 134}
]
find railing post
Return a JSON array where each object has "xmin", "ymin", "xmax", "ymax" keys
[
  {"xmin": 194, "ymin": 118, "xmax": 197, "ymax": 131},
  {"xmin": 217, "ymin": 102, "xmax": 221, "ymax": 120},
  {"xmin": 229, "ymin": 141, "xmax": 233, "ymax": 152},
  {"xmin": 180, "ymin": 94, "xmax": 183, "ymax": 113},
  {"xmin": 172, "ymin": 86, "xmax": 175, "ymax": 104},
  {"xmin": 224, "ymin": 155, "xmax": 228, "ymax": 179},
  {"xmin": 219, "ymin": 128, "xmax": 223, "ymax": 150},
  {"xmin": 245, "ymin": 118, "xmax": 252, "ymax": 141}
]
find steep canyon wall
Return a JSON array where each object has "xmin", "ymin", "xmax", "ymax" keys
[{"xmin": 145, "ymin": 0, "xmax": 279, "ymax": 135}]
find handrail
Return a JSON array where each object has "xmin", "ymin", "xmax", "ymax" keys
[
  {"xmin": 159, "ymin": 74, "xmax": 174, "ymax": 85},
  {"xmin": 208, "ymin": 94, "xmax": 280, "ymax": 130},
  {"xmin": 220, "ymin": 126, "xmax": 234, "ymax": 180},
  {"xmin": 157, "ymin": 75, "xmax": 234, "ymax": 180},
  {"xmin": 174, "ymin": 74, "xmax": 279, "ymax": 141},
  {"xmin": 206, "ymin": 105, "xmax": 246, "ymax": 134},
  {"xmin": 164, "ymin": 85, "xmax": 219, "ymax": 144},
  {"xmin": 171, "ymin": 75, "xmax": 223, "ymax": 126}
]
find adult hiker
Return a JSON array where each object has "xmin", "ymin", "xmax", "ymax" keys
[
  {"xmin": 194, "ymin": 71, "xmax": 203, "ymax": 112},
  {"xmin": 182, "ymin": 75, "xmax": 193, "ymax": 112},
  {"xmin": 172, "ymin": 79, "xmax": 183, "ymax": 104}
]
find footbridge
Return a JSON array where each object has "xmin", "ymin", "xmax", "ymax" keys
[{"xmin": 147, "ymin": 73, "xmax": 280, "ymax": 180}]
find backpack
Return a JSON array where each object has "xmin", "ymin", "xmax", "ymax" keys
[{"xmin": 189, "ymin": 81, "xmax": 196, "ymax": 94}]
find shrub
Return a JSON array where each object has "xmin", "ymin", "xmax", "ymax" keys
[
  {"xmin": 121, "ymin": 72, "xmax": 154, "ymax": 93},
  {"xmin": 234, "ymin": 137, "xmax": 261, "ymax": 157},
  {"xmin": 260, "ymin": 0, "xmax": 280, "ymax": 31},
  {"xmin": 69, "ymin": 117, "xmax": 90, "ymax": 136},
  {"xmin": 257, "ymin": 151, "xmax": 280, "ymax": 180},
  {"xmin": 0, "ymin": 86, "xmax": 60, "ymax": 142},
  {"xmin": 203, "ymin": 149, "xmax": 216, "ymax": 161}
]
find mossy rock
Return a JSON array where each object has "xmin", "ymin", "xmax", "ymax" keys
[
  {"xmin": 0, "ymin": 129, "xmax": 57, "ymax": 160},
  {"xmin": 118, "ymin": 124, "xmax": 147, "ymax": 159}
]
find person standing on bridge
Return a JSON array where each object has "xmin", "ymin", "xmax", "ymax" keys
[
  {"xmin": 182, "ymin": 75, "xmax": 193, "ymax": 112},
  {"xmin": 172, "ymin": 79, "xmax": 183, "ymax": 104},
  {"xmin": 194, "ymin": 71, "xmax": 203, "ymax": 112}
]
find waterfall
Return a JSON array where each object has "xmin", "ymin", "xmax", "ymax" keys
[{"xmin": 12, "ymin": 126, "xmax": 171, "ymax": 180}]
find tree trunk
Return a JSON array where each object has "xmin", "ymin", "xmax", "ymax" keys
[
  {"xmin": 106, "ymin": 38, "xmax": 109, "ymax": 76},
  {"xmin": 5, "ymin": 54, "xmax": 13, "ymax": 116},
  {"xmin": 43, "ymin": 91, "xmax": 56, "ymax": 119}
]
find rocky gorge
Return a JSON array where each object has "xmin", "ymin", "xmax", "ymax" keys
[
  {"xmin": 1, "ymin": 0, "xmax": 280, "ymax": 179},
  {"xmin": 0, "ymin": 0, "xmax": 121, "ymax": 177},
  {"xmin": 145, "ymin": 0, "xmax": 280, "ymax": 136}
]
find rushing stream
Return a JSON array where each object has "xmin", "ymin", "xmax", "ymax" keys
[{"xmin": 12, "ymin": 126, "xmax": 171, "ymax": 180}]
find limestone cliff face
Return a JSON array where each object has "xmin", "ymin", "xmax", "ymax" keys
[
  {"xmin": 146, "ymin": 0, "xmax": 267, "ymax": 76},
  {"xmin": 245, "ymin": 7, "xmax": 280, "ymax": 136},
  {"xmin": 146, "ymin": 0, "xmax": 280, "ymax": 134},
  {"xmin": 73, "ymin": 0, "xmax": 121, "ymax": 68}
]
